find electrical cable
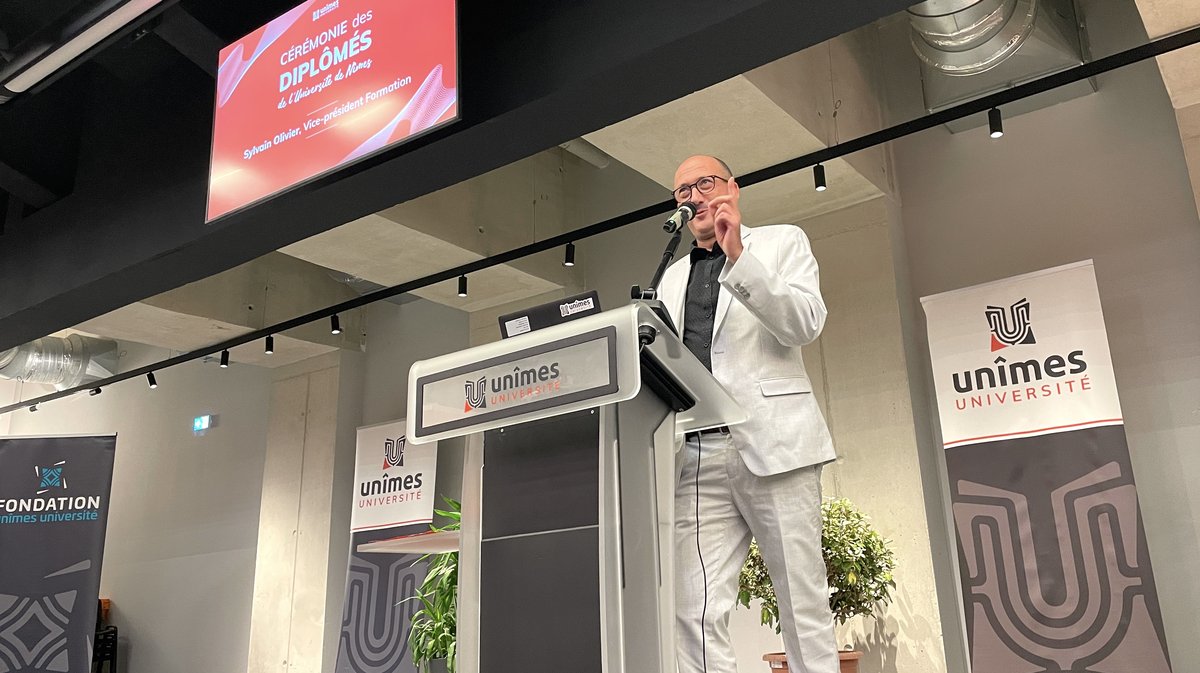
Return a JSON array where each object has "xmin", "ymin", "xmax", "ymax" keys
[{"xmin": 694, "ymin": 432, "xmax": 709, "ymax": 673}]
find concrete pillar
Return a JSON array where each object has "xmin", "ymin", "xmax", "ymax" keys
[{"xmin": 247, "ymin": 350, "xmax": 364, "ymax": 673}]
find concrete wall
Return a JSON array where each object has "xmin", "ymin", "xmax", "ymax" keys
[
  {"xmin": 247, "ymin": 297, "xmax": 473, "ymax": 673},
  {"xmin": 809, "ymin": 200, "xmax": 947, "ymax": 673},
  {"xmin": 361, "ymin": 298, "xmax": 472, "ymax": 510},
  {"xmin": 361, "ymin": 299, "xmax": 469, "ymax": 428},
  {"xmin": 572, "ymin": 152, "xmax": 681, "ymax": 312},
  {"xmin": 0, "ymin": 379, "xmax": 17, "ymax": 435},
  {"xmin": 3, "ymin": 352, "xmax": 273, "ymax": 673},
  {"xmin": 888, "ymin": 0, "xmax": 1200, "ymax": 668},
  {"xmin": 246, "ymin": 350, "xmax": 364, "ymax": 673}
]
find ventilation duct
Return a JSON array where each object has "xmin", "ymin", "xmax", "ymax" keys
[
  {"xmin": 907, "ymin": 0, "xmax": 1092, "ymax": 131},
  {"xmin": 0, "ymin": 334, "xmax": 119, "ymax": 390},
  {"xmin": 327, "ymin": 270, "xmax": 419, "ymax": 307}
]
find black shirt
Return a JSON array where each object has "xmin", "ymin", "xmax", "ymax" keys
[{"xmin": 682, "ymin": 242, "xmax": 725, "ymax": 372}]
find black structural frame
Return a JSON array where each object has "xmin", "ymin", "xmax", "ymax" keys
[{"xmin": 4, "ymin": 25, "xmax": 1200, "ymax": 416}]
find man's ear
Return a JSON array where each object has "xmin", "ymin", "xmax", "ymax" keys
[{"xmin": 729, "ymin": 177, "xmax": 740, "ymax": 199}]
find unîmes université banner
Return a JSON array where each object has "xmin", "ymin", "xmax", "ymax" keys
[
  {"xmin": 922, "ymin": 260, "xmax": 1172, "ymax": 673},
  {"xmin": 335, "ymin": 419, "xmax": 438, "ymax": 673}
]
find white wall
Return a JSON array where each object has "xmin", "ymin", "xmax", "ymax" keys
[
  {"xmin": 809, "ymin": 199, "xmax": 947, "ymax": 673},
  {"xmin": 4, "ymin": 350, "xmax": 272, "ymax": 673},
  {"xmin": 361, "ymin": 299, "xmax": 468, "ymax": 427},
  {"xmin": 890, "ymin": 0, "xmax": 1200, "ymax": 668},
  {"xmin": 247, "ymin": 350, "xmax": 366, "ymax": 673},
  {"xmin": 571, "ymin": 152, "xmax": 684, "ymax": 311},
  {"xmin": 361, "ymin": 298, "xmax": 471, "ymax": 508}
]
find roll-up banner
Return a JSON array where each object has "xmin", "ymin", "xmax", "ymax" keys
[
  {"xmin": 0, "ymin": 435, "xmax": 116, "ymax": 673},
  {"xmin": 922, "ymin": 260, "xmax": 1171, "ymax": 673},
  {"xmin": 335, "ymin": 419, "xmax": 437, "ymax": 673}
]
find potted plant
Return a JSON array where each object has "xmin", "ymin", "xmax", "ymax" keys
[
  {"xmin": 737, "ymin": 498, "xmax": 896, "ymax": 673},
  {"xmin": 407, "ymin": 498, "xmax": 462, "ymax": 673}
]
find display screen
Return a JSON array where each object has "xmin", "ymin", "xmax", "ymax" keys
[{"xmin": 206, "ymin": 0, "xmax": 458, "ymax": 221}]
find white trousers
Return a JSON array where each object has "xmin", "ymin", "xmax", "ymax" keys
[{"xmin": 675, "ymin": 433, "xmax": 837, "ymax": 673}]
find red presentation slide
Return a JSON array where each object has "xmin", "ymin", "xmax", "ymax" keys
[{"xmin": 207, "ymin": 0, "xmax": 458, "ymax": 221}]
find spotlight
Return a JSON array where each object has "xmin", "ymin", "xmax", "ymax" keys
[
  {"xmin": 563, "ymin": 242, "xmax": 576, "ymax": 267},
  {"xmin": 89, "ymin": 387, "xmax": 102, "ymax": 396},
  {"xmin": 814, "ymin": 164, "xmax": 827, "ymax": 192},
  {"xmin": 220, "ymin": 350, "xmax": 230, "ymax": 368},
  {"xmin": 147, "ymin": 372, "xmax": 158, "ymax": 389},
  {"xmin": 29, "ymin": 404, "xmax": 37, "ymax": 412},
  {"xmin": 457, "ymin": 275, "xmax": 468, "ymax": 297},
  {"xmin": 265, "ymin": 335, "xmax": 275, "ymax": 354},
  {"xmin": 331, "ymin": 314, "xmax": 342, "ymax": 335},
  {"xmin": 988, "ymin": 107, "xmax": 1004, "ymax": 139}
]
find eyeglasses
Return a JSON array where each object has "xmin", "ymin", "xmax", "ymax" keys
[{"xmin": 673, "ymin": 175, "xmax": 728, "ymax": 202}]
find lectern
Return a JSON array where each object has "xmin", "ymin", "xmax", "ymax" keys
[{"xmin": 407, "ymin": 302, "xmax": 745, "ymax": 673}]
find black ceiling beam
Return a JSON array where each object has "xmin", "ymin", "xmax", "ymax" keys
[
  {"xmin": 153, "ymin": 5, "xmax": 220, "ymax": 76},
  {"xmin": 0, "ymin": 0, "xmax": 913, "ymax": 350},
  {"xmin": 0, "ymin": 159, "xmax": 59, "ymax": 209},
  {"xmin": 3, "ymin": 22, "xmax": 1199, "ymax": 417}
]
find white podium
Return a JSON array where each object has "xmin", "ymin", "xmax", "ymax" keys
[{"xmin": 407, "ymin": 302, "xmax": 745, "ymax": 673}]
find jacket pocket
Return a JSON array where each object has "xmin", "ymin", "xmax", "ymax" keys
[{"xmin": 758, "ymin": 376, "xmax": 812, "ymax": 397}]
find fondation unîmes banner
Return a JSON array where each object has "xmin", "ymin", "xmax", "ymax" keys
[{"xmin": 0, "ymin": 435, "xmax": 116, "ymax": 673}]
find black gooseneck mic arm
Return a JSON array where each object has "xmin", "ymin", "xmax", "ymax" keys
[
  {"xmin": 631, "ymin": 200, "xmax": 696, "ymax": 301},
  {"xmin": 639, "ymin": 228, "xmax": 683, "ymax": 301},
  {"xmin": 630, "ymin": 201, "xmax": 695, "ymax": 335}
]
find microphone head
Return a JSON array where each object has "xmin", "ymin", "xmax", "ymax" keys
[{"xmin": 663, "ymin": 201, "xmax": 699, "ymax": 233}]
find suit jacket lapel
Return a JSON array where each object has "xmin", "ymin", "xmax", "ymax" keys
[
  {"xmin": 714, "ymin": 281, "xmax": 733, "ymax": 338},
  {"xmin": 665, "ymin": 259, "xmax": 688, "ymax": 331},
  {"xmin": 714, "ymin": 227, "xmax": 752, "ymax": 337}
]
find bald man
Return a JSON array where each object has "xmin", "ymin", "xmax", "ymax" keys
[{"xmin": 659, "ymin": 155, "xmax": 838, "ymax": 673}]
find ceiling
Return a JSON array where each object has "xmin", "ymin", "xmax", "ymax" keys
[
  {"xmin": 59, "ymin": 22, "xmax": 899, "ymax": 365},
  {"xmin": 1132, "ymin": 0, "xmax": 1200, "ymax": 217},
  {"xmin": 14, "ymin": 0, "xmax": 1200, "ymax": 375},
  {"xmin": 0, "ymin": 1, "xmax": 308, "ymax": 225},
  {"xmin": 270, "ymin": 24, "xmax": 897, "ymax": 343}
]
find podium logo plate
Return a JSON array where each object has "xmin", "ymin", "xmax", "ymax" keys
[{"xmin": 415, "ymin": 326, "xmax": 618, "ymax": 436}]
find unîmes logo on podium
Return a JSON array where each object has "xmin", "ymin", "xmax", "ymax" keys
[
  {"xmin": 463, "ymin": 362, "xmax": 564, "ymax": 413},
  {"xmin": 464, "ymin": 376, "xmax": 487, "ymax": 412}
]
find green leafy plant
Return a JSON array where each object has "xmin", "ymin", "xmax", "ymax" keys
[
  {"xmin": 737, "ymin": 498, "xmax": 896, "ymax": 632},
  {"xmin": 407, "ymin": 497, "xmax": 461, "ymax": 673}
]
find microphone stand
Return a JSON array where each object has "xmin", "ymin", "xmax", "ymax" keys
[
  {"xmin": 630, "ymin": 228, "xmax": 684, "ymax": 336},
  {"xmin": 643, "ymin": 229, "xmax": 683, "ymax": 300}
]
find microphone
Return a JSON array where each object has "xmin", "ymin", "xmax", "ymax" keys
[{"xmin": 663, "ymin": 201, "xmax": 698, "ymax": 233}]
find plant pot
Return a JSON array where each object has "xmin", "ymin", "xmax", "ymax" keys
[
  {"xmin": 427, "ymin": 659, "xmax": 449, "ymax": 673},
  {"xmin": 763, "ymin": 651, "xmax": 863, "ymax": 673}
]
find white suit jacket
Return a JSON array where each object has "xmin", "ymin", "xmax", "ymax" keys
[{"xmin": 660, "ymin": 224, "xmax": 835, "ymax": 476}]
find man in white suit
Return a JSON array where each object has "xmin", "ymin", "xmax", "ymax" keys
[{"xmin": 660, "ymin": 155, "xmax": 837, "ymax": 673}]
